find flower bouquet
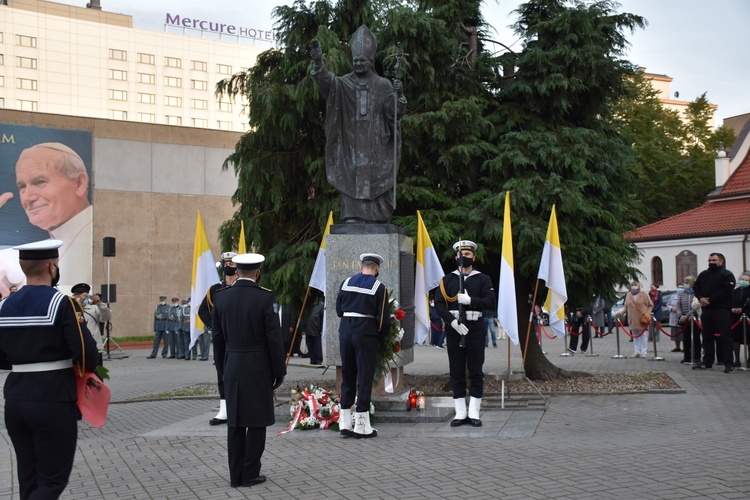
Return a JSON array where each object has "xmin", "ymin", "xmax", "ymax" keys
[
  {"xmin": 279, "ymin": 384, "xmax": 341, "ymax": 433},
  {"xmin": 374, "ymin": 292, "xmax": 405, "ymax": 382}
]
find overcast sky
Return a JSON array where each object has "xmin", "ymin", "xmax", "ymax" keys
[{"xmin": 61, "ymin": 0, "xmax": 750, "ymax": 125}]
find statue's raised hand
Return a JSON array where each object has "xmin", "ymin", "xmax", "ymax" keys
[{"xmin": 310, "ymin": 39, "xmax": 323, "ymax": 64}]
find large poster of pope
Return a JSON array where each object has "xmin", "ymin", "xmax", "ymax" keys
[{"xmin": 0, "ymin": 124, "xmax": 93, "ymax": 297}]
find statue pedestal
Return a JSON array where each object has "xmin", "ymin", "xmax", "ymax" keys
[{"xmin": 323, "ymin": 223, "xmax": 414, "ymax": 371}]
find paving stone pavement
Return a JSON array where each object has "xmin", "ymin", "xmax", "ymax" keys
[{"xmin": 2, "ymin": 333, "xmax": 750, "ymax": 499}]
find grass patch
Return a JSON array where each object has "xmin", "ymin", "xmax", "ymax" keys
[{"xmin": 135, "ymin": 383, "xmax": 218, "ymax": 400}]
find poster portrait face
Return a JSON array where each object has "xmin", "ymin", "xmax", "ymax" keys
[{"xmin": 15, "ymin": 144, "xmax": 90, "ymax": 232}]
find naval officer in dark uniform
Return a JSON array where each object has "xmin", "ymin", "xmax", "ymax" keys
[
  {"xmin": 336, "ymin": 253, "xmax": 391, "ymax": 438},
  {"xmin": 198, "ymin": 251, "xmax": 238, "ymax": 425},
  {"xmin": 435, "ymin": 240, "xmax": 496, "ymax": 427},
  {"xmin": 211, "ymin": 253, "xmax": 285, "ymax": 488},
  {"xmin": 0, "ymin": 239, "xmax": 99, "ymax": 500}
]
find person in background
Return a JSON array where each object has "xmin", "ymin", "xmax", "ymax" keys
[
  {"xmin": 649, "ymin": 284, "xmax": 663, "ymax": 341},
  {"xmin": 167, "ymin": 297, "xmax": 182, "ymax": 359},
  {"xmin": 149, "ymin": 295, "xmax": 171, "ymax": 359},
  {"xmin": 180, "ymin": 298, "xmax": 194, "ymax": 360},
  {"xmin": 429, "ymin": 296, "xmax": 445, "ymax": 349},
  {"xmin": 730, "ymin": 271, "xmax": 750, "ymax": 368},
  {"xmin": 666, "ymin": 284, "xmax": 685, "ymax": 352},
  {"xmin": 693, "ymin": 253, "xmax": 736, "ymax": 373},
  {"xmin": 567, "ymin": 306, "xmax": 590, "ymax": 354},
  {"xmin": 483, "ymin": 307, "xmax": 498, "ymax": 348},
  {"xmin": 676, "ymin": 276, "xmax": 702, "ymax": 365},
  {"xmin": 590, "ymin": 296, "xmax": 605, "ymax": 338},
  {"xmin": 615, "ymin": 281, "xmax": 653, "ymax": 358},
  {"xmin": 305, "ymin": 292, "xmax": 325, "ymax": 365}
]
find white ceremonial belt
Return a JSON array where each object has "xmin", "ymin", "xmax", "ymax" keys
[
  {"xmin": 343, "ymin": 312, "xmax": 375, "ymax": 318},
  {"xmin": 12, "ymin": 359, "xmax": 73, "ymax": 373},
  {"xmin": 449, "ymin": 310, "xmax": 482, "ymax": 321}
]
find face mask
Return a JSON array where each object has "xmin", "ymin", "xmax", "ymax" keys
[
  {"xmin": 739, "ymin": 280, "xmax": 750, "ymax": 288},
  {"xmin": 630, "ymin": 286, "xmax": 640, "ymax": 295},
  {"xmin": 708, "ymin": 263, "xmax": 719, "ymax": 271},
  {"xmin": 51, "ymin": 265, "xmax": 60, "ymax": 287},
  {"xmin": 685, "ymin": 287, "xmax": 693, "ymax": 294},
  {"xmin": 676, "ymin": 288, "xmax": 684, "ymax": 294},
  {"xmin": 224, "ymin": 265, "xmax": 237, "ymax": 276},
  {"xmin": 457, "ymin": 256, "xmax": 474, "ymax": 268},
  {"xmin": 173, "ymin": 303, "xmax": 179, "ymax": 307},
  {"xmin": 82, "ymin": 297, "xmax": 90, "ymax": 306},
  {"xmin": 160, "ymin": 301, "xmax": 166, "ymax": 305}
]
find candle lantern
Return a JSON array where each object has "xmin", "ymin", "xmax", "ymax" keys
[
  {"xmin": 417, "ymin": 392, "xmax": 426, "ymax": 411},
  {"xmin": 408, "ymin": 388, "xmax": 418, "ymax": 410}
]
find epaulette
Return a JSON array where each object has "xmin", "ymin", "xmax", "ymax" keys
[
  {"xmin": 259, "ymin": 286, "xmax": 274, "ymax": 292},
  {"xmin": 214, "ymin": 286, "xmax": 230, "ymax": 295}
]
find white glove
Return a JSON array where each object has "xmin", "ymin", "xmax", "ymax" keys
[
  {"xmin": 457, "ymin": 292, "xmax": 471, "ymax": 305},
  {"xmin": 451, "ymin": 319, "xmax": 469, "ymax": 335}
]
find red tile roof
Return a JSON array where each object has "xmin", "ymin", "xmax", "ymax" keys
[
  {"xmin": 626, "ymin": 198, "xmax": 750, "ymax": 242},
  {"xmin": 720, "ymin": 151, "xmax": 750, "ymax": 195}
]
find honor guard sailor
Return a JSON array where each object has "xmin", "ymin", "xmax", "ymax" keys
[
  {"xmin": 434, "ymin": 240, "xmax": 496, "ymax": 427},
  {"xmin": 336, "ymin": 253, "xmax": 391, "ymax": 438},
  {"xmin": 198, "ymin": 251, "xmax": 238, "ymax": 425},
  {"xmin": 211, "ymin": 253, "xmax": 285, "ymax": 488},
  {"xmin": 0, "ymin": 239, "xmax": 99, "ymax": 499}
]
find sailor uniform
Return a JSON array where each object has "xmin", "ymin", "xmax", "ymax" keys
[
  {"xmin": 435, "ymin": 269, "xmax": 496, "ymax": 399},
  {"xmin": 336, "ymin": 273, "xmax": 390, "ymax": 413},
  {"xmin": 0, "ymin": 285, "xmax": 99, "ymax": 499}
]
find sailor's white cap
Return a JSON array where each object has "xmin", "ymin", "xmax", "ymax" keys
[
  {"xmin": 233, "ymin": 253, "xmax": 265, "ymax": 270},
  {"xmin": 13, "ymin": 239, "xmax": 63, "ymax": 260}
]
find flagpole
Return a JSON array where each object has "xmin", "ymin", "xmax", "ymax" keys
[
  {"xmin": 522, "ymin": 278, "xmax": 542, "ymax": 368},
  {"xmin": 286, "ymin": 286, "xmax": 311, "ymax": 366}
]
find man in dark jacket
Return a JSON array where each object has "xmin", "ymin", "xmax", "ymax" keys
[
  {"xmin": 211, "ymin": 253, "xmax": 285, "ymax": 488},
  {"xmin": 305, "ymin": 293, "xmax": 325, "ymax": 365},
  {"xmin": 693, "ymin": 253, "xmax": 736, "ymax": 373},
  {"xmin": 0, "ymin": 239, "xmax": 99, "ymax": 499}
]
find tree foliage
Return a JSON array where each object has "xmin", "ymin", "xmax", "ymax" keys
[{"xmin": 216, "ymin": 0, "xmax": 726, "ymax": 379}]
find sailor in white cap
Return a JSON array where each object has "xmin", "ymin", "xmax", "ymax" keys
[
  {"xmin": 335, "ymin": 253, "xmax": 391, "ymax": 438},
  {"xmin": 198, "ymin": 251, "xmax": 239, "ymax": 425},
  {"xmin": 0, "ymin": 239, "xmax": 99, "ymax": 499},
  {"xmin": 434, "ymin": 240, "xmax": 496, "ymax": 427},
  {"xmin": 211, "ymin": 253, "xmax": 285, "ymax": 488}
]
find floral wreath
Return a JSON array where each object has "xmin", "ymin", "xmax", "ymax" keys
[{"xmin": 374, "ymin": 292, "xmax": 405, "ymax": 381}]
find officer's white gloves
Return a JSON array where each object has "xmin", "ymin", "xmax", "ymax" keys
[
  {"xmin": 457, "ymin": 292, "xmax": 471, "ymax": 305},
  {"xmin": 451, "ymin": 319, "xmax": 469, "ymax": 335}
]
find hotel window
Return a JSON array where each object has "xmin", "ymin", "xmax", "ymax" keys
[
  {"xmin": 192, "ymin": 118, "xmax": 208, "ymax": 128},
  {"xmin": 165, "ymin": 115, "xmax": 182, "ymax": 126},
  {"xmin": 17, "ymin": 100, "xmax": 38, "ymax": 111},
  {"xmin": 217, "ymin": 63, "xmax": 232, "ymax": 75},
  {"xmin": 137, "ymin": 73, "xmax": 155, "ymax": 85},
  {"xmin": 191, "ymin": 98, "xmax": 207, "ymax": 110},
  {"xmin": 191, "ymin": 79, "xmax": 207, "ymax": 91},
  {"xmin": 16, "ymin": 35, "xmax": 37, "ymax": 48},
  {"xmin": 109, "ymin": 49, "xmax": 127, "ymax": 61},
  {"xmin": 217, "ymin": 120, "xmax": 233, "ymax": 131},
  {"xmin": 109, "ymin": 110, "xmax": 127, "ymax": 120},
  {"xmin": 192, "ymin": 60, "xmax": 207, "ymax": 72},
  {"xmin": 0, "ymin": 33, "xmax": 4, "ymax": 43},
  {"xmin": 138, "ymin": 112, "xmax": 155, "ymax": 123},
  {"xmin": 17, "ymin": 78, "xmax": 37, "ymax": 91},
  {"xmin": 17, "ymin": 56, "xmax": 37, "ymax": 69},
  {"xmin": 218, "ymin": 101, "xmax": 233, "ymax": 112},
  {"xmin": 109, "ymin": 69, "xmax": 127, "ymax": 81},
  {"xmin": 0, "ymin": 54, "xmax": 4, "ymax": 65},
  {"xmin": 165, "ymin": 56, "xmax": 182, "ymax": 69},
  {"xmin": 0, "ymin": 97, "xmax": 4, "ymax": 108},
  {"xmin": 0, "ymin": 76, "xmax": 4, "ymax": 87},
  {"xmin": 165, "ymin": 96, "xmax": 182, "ymax": 107},
  {"xmin": 165, "ymin": 76, "xmax": 182, "ymax": 88},
  {"xmin": 109, "ymin": 89, "xmax": 127, "ymax": 101},
  {"xmin": 138, "ymin": 53, "xmax": 155, "ymax": 65},
  {"xmin": 651, "ymin": 257, "xmax": 664, "ymax": 287},
  {"xmin": 138, "ymin": 93, "xmax": 155, "ymax": 104}
]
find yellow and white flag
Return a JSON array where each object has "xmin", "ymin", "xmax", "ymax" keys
[
  {"xmin": 537, "ymin": 205, "xmax": 568, "ymax": 339},
  {"xmin": 414, "ymin": 211, "xmax": 444, "ymax": 345},
  {"xmin": 189, "ymin": 211, "xmax": 220, "ymax": 349},
  {"xmin": 497, "ymin": 193, "xmax": 519, "ymax": 344},
  {"xmin": 238, "ymin": 220, "xmax": 247, "ymax": 254},
  {"xmin": 309, "ymin": 212, "xmax": 333, "ymax": 293}
]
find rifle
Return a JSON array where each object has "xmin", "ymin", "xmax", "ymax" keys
[{"xmin": 457, "ymin": 250, "xmax": 467, "ymax": 348}]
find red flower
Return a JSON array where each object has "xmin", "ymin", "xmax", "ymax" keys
[
  {"xmin": 393, "ymin": 341, "xmax": 401, "ymax": 353},
  {"xmin": 320, "ymin": 396, "xmax": 330, "ymax": 405},
  {"xmin": 395, "ymin": 308, "xmax": 405, "ymax": 321}
]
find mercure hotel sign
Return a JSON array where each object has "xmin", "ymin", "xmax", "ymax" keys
[{"xmin": 165, "ymin": 13, "xmax": 276, "ymax": 42}]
